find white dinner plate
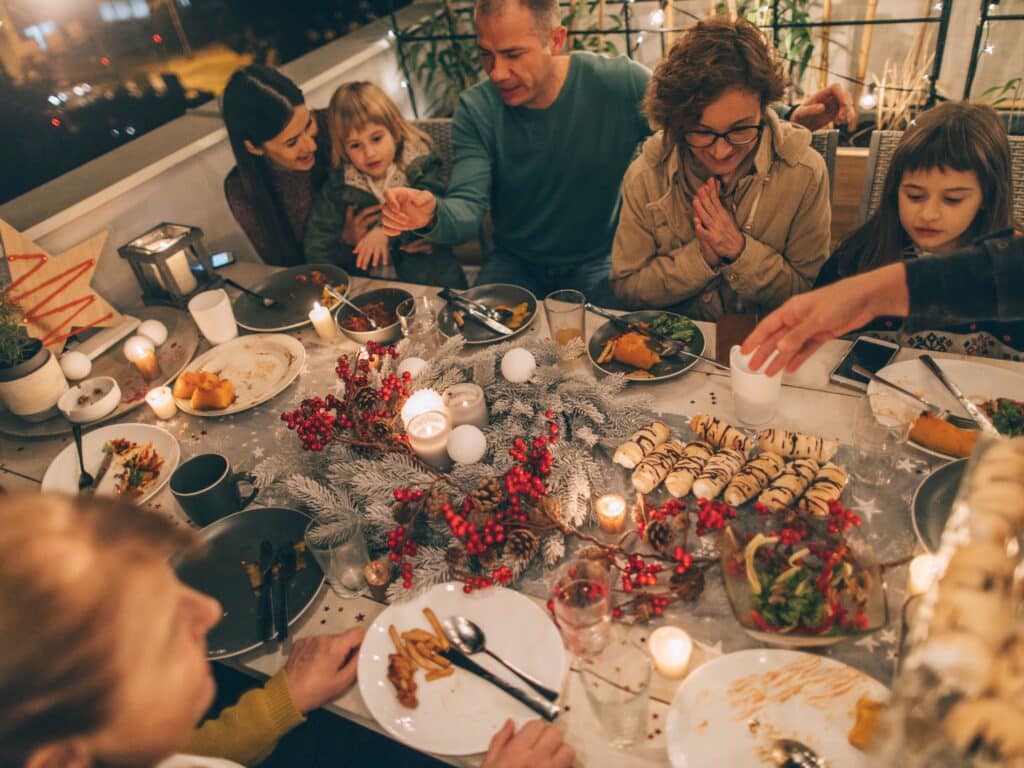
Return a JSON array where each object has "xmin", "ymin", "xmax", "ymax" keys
[
  {"xmin": 41, "ymin": 423, "xmax": 180, "ymax": 505},
  {"xmin": 358, "ymin": 582, "xmax": 568, "ymax": 756},
  {"xmin": 868, "ymin": 357, "xmax": 1024, "ymax": 458},
  {"xmin": 666, "ymin": 649, "xmax": 888, "ymax": 768},
  {"xmin": 174, "ymin": 334, "xmax": 306, "ymax": 416}
]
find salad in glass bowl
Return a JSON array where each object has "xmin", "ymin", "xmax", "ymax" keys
[{"xmin": 720, "ymin": 502, "xmax": 888, "ymax": 648}]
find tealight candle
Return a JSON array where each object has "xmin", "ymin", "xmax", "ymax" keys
[
  {"xmin": 145, "ymin": 386, "xmax": 177, "ymax": 420},
  {"xmin": 309, "ymin": 302, "xmax": 338, "ymax": 339},
  {"xmin": 908, "ymin": 554, "xmax": 941, "ymax": 596},
  {"xmin": 443, "ymin": 383, "xmax": 488, "ymax": 428},
  {"xmin": 123, "ymin": 335, "xmax": 161, "ymax": 381},
  {"xmin": 407, "ymin": 410, "xmax": 452, "ymax": 470},
  {"xmin": 401, "ymin": 388, "xmax": 446, "ymax": 428},
  {"xmin": 649, "ymin": 626, "xmax": 693, "ymax": 679},
  {"xmin": 594, "ymin": 493, "xmax": 627, "ymax": 534}
]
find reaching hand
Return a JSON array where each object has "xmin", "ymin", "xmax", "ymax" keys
[
  {"xmin": 790, "ymin": 83, "xmax": 857, "ymax": 131},
  {"xmin": 342, "ymin": 205, "xmax": 382, "ymax": 247},
  {"xmin": 354, "ymin": 227, "xmax": 391, "ymax": 270},
  {"xmin": 482, "ymin": 720, "xmax": 575, "ymax": 768},
  {"xmin": 381, "ymin": 188, "xmax": 437, "ymax": 235},
  {"xmin": 283, "ymin": 629, "xmax": 365, "ymax": 714},
  {"xmin": 740, "ymin": 263, "xmax": 910, "ymax": 375},
  {"xmin": 692, "ymin": 178, "xmax": 744, "ymax": 263}
]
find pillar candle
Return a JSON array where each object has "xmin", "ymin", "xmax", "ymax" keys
[
  {"xmin": 649, "ymin": 626, "xmax": 693, "ymax": 679},
  {"xmin": 407, "ymin": 410, "xmax": 451, "ymax": 469},
  {"xmin": 443, "ymin": 383, "xmax": 488, "ymax": 428},
  {"xmin": 594, "ymin": 493, "xmax": 627, "ymax": 534},
  {"xmin": 123, "ymin": 335, "xmax": 161, "ymax": 381},
  {"xmin": 309, "ymin": 301, "xmax": 338, "ymax": 339},
  {"xmin": 145, "ymin": 386, "xmax": 177, "ymax": 419}
]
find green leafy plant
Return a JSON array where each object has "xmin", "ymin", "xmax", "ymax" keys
[
  {"xmin": 977, "ymin": 77, "xmax": 1023, "ymax": 108},
  {"xmin": 564, "ymin": 0, "xmax": 621, "ymax": 57},
  {"xmin": 400, "ymin": 3, "xmax": 483, "ymax": 116},
  {"xmin": 0, "ymin": 290, "xmax": 31, "ymax": 369}
]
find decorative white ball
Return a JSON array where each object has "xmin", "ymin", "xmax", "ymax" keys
[
  {"xmin": 138, "ymin": 319, "xmax": 168, "ymax": 346},
  {"xmin": 500, "ymin": 347, "xmax": 536, "ymax": 383},
  {"xmin": 447, "ymin": 424, "xmax": 487, "ymax": 464},
  {"xmin": 59, "ymin": 351, "xmax": 92, "ymax": 381},
  {"xmin": 396, "ymin": 356, "xmax": 428, "ymax": 379}
]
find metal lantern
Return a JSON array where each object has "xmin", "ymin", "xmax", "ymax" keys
[{"xmin": 118, "ymin": 223, "xmax": 221, "ymax": 307}]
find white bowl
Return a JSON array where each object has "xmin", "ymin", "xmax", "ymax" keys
[{"xmin": 58, "ymin": 376, "xmax": 121, "ymax": 423}]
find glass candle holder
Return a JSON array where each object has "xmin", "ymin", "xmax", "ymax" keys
[
  {"xmin": 407, "ymin": 410, "xmax": 452, "ymax": 470},
  {"xmin": 145, "ymin": 386, "xmax": 177, "ymax": 419},
  {"xmin": 648, "ymin": 625, "xmax": 693, "ymax": 678},
  {"xmin": 442, "ymin": 383, "xmax": 488, "ymax": 428},
  {"xmin": 594, "ymin": 493, "xmax": 627, "ymax": 534}
]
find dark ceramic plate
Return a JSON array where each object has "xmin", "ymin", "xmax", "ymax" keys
[
  {"xmin": 912, "ymin": 459, "xmax": 967, "ymax": 552},
  {"xmin": 233, "ymin": 264, "xmax": 350, "ymax": 332},
  {"xmin": 172, "ymin": 506, "xmax": 323, "ymax": 659},
  {"xmin": 587, "ymin": 310, "xmax": 706, "ymax": 383},
  {"xmin": 437, "ymin": 283, "xmax": 537, "ymax": 345}
]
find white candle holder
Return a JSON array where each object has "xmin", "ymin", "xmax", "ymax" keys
[
  {"xmin": 145, "ymin": 386, "xmax": 178, "ymax": 420},
  {"xmin": 594, "ymin": 493, "xmax": 627, "ymax": 534},
  {"xmin": 407, "ymin": 410, "xmax": 452, "ymax": 470},
  {"xmin": 442, "ymin": 383, "xmax": 488, "ymax": 428},
  {"xmin": 649, "ymin": 625, "xmax": 693, "ymax": 679}
]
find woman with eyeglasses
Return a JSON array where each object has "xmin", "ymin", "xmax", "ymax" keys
[{"xmin": 610, "ymin": 15, "xmax": 831, "ymax": 320}]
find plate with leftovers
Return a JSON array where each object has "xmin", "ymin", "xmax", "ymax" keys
[
  {"xmin": 42, "ymin": 423, "xmax": 180, "ymax": 505},
  {"xmin": 868, "ymin": 358, "xmax": 1024, "ymax": 459},
  {"xmin": 233, "ymin": 264, "xmax": 350, "ymax": 332},
  {"xmin": 358, "ymin": 582, "xmax": 567, "ymax": 755},
  {"xmin": 437, "ymin": 284, "xmax": 537, "ymax": 345},
  {"xmin": 588, "ymin": 310, "xmax": 705, "ymax": 382},
  {"xmin": 173, "ymin": 334, "xmax": 305, "ymax": 416},
  {"xmin": 666, "ymin": 649, "xmax": 889, "ymax": 768}
]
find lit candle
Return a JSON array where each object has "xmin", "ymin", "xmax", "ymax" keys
[
  {"xmin": 401, "ymin": 388, "xmax": 446, "ymax": 428},
  {"xmin": 145, "ymin": 386, "xmax": 177, "ymax": 419},
  {"xmin": 443, "ymin": 383, "xmax": 488, "ymax": 428},
  {"xmin": 407, "ymin": 410, "xmax": 452, "ymax": 470},
  {"xmin": 594, "ymin": 493, "xmax": 627, "ymax": 534},
  {"xmin": 908, "ymin": 554, "xmax": 941, "ymax": 596},
  {"xmin": 123, "ymin": 335, "xmax": 161, "ymax": 381},
  {"xmin": 143, "ymin": 249, "xmax": 198, "ymax": 295},
  {"xmin": 309, "ymin": 301, "xmax": 338, "ymax": 339},
  {"xmin": 649, "ymin": 626, "xmax": 693, "ymax": 679}
]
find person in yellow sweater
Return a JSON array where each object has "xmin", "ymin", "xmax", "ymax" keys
[{"xmin": 0, "ymin": 493, "xmax": 574, "ymax": 768}]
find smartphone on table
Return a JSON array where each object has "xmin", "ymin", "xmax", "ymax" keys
[
  {"xmin": 189, "ymin": 251, "xmax": 235, "ymax": 274},
  {"xmin": 829, "ymin": 335, "xmax": 900, "ymax": 391}
]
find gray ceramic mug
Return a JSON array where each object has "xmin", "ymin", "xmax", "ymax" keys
[{"xmin": 170, "ymin": 453, "xmax": 257, "ymax": 527}]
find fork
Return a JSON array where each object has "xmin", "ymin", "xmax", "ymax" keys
[
  {"xmin": 853, "ymin": 365, "xmax": 978, "ymax": 430},
  {"xmin": 71, "ymin": 423, "xmax": 94, "ymax": 490},
  {"xmin": 440, "ymin": 288, "xmax": 515, "ymax": 325},
  {"xmin": 223, "ymin": 277, "xmax": 277, "ymax": 308}
]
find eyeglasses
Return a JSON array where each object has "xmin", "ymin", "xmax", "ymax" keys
[{"xmin": 683, "ymin": 123, "xmax": 764, "ymax": 149}]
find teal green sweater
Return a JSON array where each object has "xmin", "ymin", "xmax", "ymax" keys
[{"xmin": 429, "ymin": 52, "xmax": 651, "ymax": 266}]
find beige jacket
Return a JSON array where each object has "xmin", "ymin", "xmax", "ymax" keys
[{"xmin": 610, "ymin": 110, "xmax": 830, "ymax": 320}]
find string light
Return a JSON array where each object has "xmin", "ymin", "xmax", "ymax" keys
[
  {"xmin": 387, "ymin": 29, "xmax": 396, "ymax": 41},
  {"xmin": 635, "ymin": 32, "xmax": 645, "ymax": 45},
  {"xmin": 933, "ymin": 2, "xmax": 942, "ymax": 11},
  {"xmin": 859, "ymin": 84, "xmax": 878, "ymax": 110},
  {"xmin": 649, "ymin": 9, "xmax": 665, "ymax": 28},
  {"xmin": 400, "ymin": 79, "xmax": 409, "ymax": 89}
]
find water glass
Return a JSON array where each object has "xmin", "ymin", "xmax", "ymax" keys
[
  {"xmin": 544, "ymin": 289, "xmax": 586, "ymax": 355},
  {"xmin": 550, "ymin": 559, "xmax": 612, "ymax": 658},
  {"xmin": 579, "ymin": 635, "xmax": 651, "ymax": 748},
  {"xmin": 305, "ymin": 516, "xmax": 370, "ymax": 598},
  {"xmin": 852, "ymin": 396, "xmax": 910, "ymax": 486},
  {"xmin": 397, "ymin": 296, "xmax": 440, "ymax": 356},
  {"xmin": 730, "ymin": 344, "xmax": 783, "ymax": 425},
  {"xmin": 188, "ymin": 289, "xmax": 238, "ymax": 345}
]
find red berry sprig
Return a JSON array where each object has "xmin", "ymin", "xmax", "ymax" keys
[
  {"xmin": 695, "ymin": 498, "xmax": 737, "ymax": 536},
  {"xmin": 826, "ymin": 499, "xmax": 862, "ymax": 534}
]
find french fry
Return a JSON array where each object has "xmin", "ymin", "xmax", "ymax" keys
[
  {"xmin": 426, "ymin": 667, "xmax": 455, "ymax": 681},
  {"xmin": 422, "ymin": 607, "xmax": 450, "ymax": 651},
  {"xmin": 403, "ymin": 629, "xmax": 439, "ymax": 644},
  {"xmin": 597, "ymin": 338, "xmax": 617, "ymax": 364},
  {"xmin": 389, "ymin": 624, "xmax": 408, "ymax": 660},
  {"xmin": 424, "ymin": 648, "xmax": 451, "ymax": 668},
  {"xmin": 405, "ymin": 638, "xmax": 444, "ymax": 671}
]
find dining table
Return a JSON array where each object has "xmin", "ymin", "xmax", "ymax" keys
[{"xmin": 3, "ymin": 261, "xmax": 1022, "ymax": 767}]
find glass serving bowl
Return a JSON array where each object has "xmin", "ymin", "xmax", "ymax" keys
[{"xmin": 719, "ymin": 514, "xmax": 889, "ymax": 648}]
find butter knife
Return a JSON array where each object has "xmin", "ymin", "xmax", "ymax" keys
[
  {"xmin": 440, "ymin": 291, "xmax": 515, "ymax": 336},
  {"xmin": 441, "ymin": 648, "xmax": 560, "ymax": 721},
  {"xmin": 918, "ymin": 355, "xmax": 999, "ymax": 435}
]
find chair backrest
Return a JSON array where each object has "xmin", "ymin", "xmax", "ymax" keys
[
  {"xmin": 413, "ymin": 118, "xmax": 454, "ymax": 186},
  {"xmin": 859, "ymin": 129, "xmax": 1024, "ymax": 226},
  {"xmin": 809, "ymin": 129, "xmax": 839, "ymax": 202}
]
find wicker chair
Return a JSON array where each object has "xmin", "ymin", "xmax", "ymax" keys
[
  {"xmin": 809, "ymin": 129, "xmax": 839, "ymax": 202},
  {"xmin": 414, "ymin": 118, "xmax": 455, "ymax": 186},
  {"xmin": 858, "ymin": 130, "xmax": 1024, "ymax": 225}
]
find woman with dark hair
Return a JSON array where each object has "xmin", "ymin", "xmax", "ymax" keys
[
  {"xmin": 610, "ymin": 16, "xmax": 831, "ymax": 320},
  {"xmin": 222, "ymin": 65, "xmax": 379, "ymax": 267}
]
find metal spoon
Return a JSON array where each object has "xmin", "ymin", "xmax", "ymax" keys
[
  {"xmin": 71, "ymin": 422, "xmax": 94, "ymax": 490},
  {"xmin": 223, "ymin": 277, "xmax": 277, "ymax": 308},
  {"xmin": 325, "ymin": 286, "xmax": 378, "ymax": 330},
  {"xmin": 771, "ymin": 738, "xmax": 826, "ymax": 768},
  {"xmin": 442, "ymin": 616, "xmax": 560, "ymax": 702}
]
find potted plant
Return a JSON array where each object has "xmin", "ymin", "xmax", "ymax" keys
[{"xmin": 0, "ymin": 290, "xmax": 68, "ymax": 422}]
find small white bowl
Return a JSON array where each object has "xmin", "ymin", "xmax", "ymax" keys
[{"xmin": 58, "ymin": 376, "xmax": 122, "ymax": 423}]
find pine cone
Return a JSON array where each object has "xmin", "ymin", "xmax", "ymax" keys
[
  {"xmin": 425, "ymin": 487, "xmax": 452, "ymax": 521},
  {"xmin": 353, "ymin": 385, "xmax": 379, "ymax": 412},
  {"xmin": 538, "ymin": 495, "xmax": 563, "ymax": 526},
  {"xmin": 392, "ymin": 501, "xmax": 415, "ymax": 525},
  {"xmin": 632, "ymin": 595, "xmax": 654, "ymax": 623},
  {"xmin": 445, "ymin": 545, "xmax": 468, "ymax": 571},
  {"xmin": 477, "ymin": 547, "xmax": 499, "ymax": 570},
  {"xmin": 470, "ymin": 477, "xmax": 505, "ymax": 507},
  {"xmin": 646, "ymin": 518, "xmax": 676, "ymax": 553},
  {"xmin": 671, "ymin": 566, "xmax": 706, "ymax": 602},
  {"xmin": 505, "ymin": 529, "xmax": 539, "ymax": 563}
]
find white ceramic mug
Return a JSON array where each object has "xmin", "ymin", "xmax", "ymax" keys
[
  {"xmin": 188, "ymin": 289, "xmax": 238, "ymax": 345},
  {"xmin": 730, "ymin": 344, "xmax": 783, "ymax": 425}
]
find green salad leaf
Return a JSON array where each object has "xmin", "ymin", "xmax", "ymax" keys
[
  {"xmin": 650, "ymin": 314, "xmax": 697, "ymax": 343},
  {"xmin": 990, "ymin": 398, "xmax": 1024, "ymax": 438}
]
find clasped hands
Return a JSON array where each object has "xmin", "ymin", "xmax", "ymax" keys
[{"xmin": 692, "ymin": 176, "xmax": 744, "ymax": 269}]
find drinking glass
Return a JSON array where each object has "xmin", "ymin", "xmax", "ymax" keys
[
  {"xmin": 544, "ymin": 289, "xmax": 586, "ymax": 356},
  {"xmin": 579, "ymin": 635, "xmax": 651, "ymax": 748},
  {"xmin": 187, "ymin": 289, "xmax": 238, "ymax": 345},
  {"xmin": 550, "ymin": 559, "xmax": 612, "ymax": 658},
  {"xmin": 730, "ymin": 344, "xmax": 783, "ymax": 425},
  {"xmin": 304, "ymin": 516, "xmax": 370, "ymax": 598},
  {"xmin": 852, "ymin": 396, "xmax": 911, "ymax": 486},
  {"xmin": 397, "ymin": 296, "xmax": 440, "ymax": 356}
]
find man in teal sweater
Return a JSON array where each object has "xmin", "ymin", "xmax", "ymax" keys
[{"xmin": 382, "ymin": 0, "xmax": 855, "ymax": 302}]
